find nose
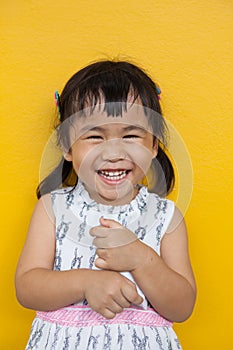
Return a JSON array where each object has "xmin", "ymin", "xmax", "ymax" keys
[{"xmin": 101, "ymin": 138, "xmax": 126, "ymax": 162}]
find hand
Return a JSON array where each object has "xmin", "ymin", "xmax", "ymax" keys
[
  {"xmin": 90, "ymin": 218, "xmax": 150, "ymax": 272},
  {"xmin": 84, "ymin": 270, "xmax": 143, "ymax": 319}
]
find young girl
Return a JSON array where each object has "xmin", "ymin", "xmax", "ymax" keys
[{"xmin": 15, "ymin": 60, "xmax": 196, "ymax": 349}]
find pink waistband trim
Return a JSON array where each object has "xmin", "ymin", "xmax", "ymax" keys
[{"xmin": 36, "ymin": 305, "xmax": 172, "ymax": 328}]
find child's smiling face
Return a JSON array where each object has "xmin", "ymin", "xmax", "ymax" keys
[{"xmin": 64, "ymin": 104, "xmax": 158, "ymax": 205}]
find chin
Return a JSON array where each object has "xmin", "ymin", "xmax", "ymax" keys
[
  {"xmin": 100, "ymin": 186, "xmax": 136, "ymax": 206},
  {"xmin": 99, "ymin": 191, "xmax": 123, "ymax": 204}
]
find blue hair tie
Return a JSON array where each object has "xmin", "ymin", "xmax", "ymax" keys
[
  {"xmin": 155, "ymin": 86, "xmax": 161, "ymax": 99},
  {"xmin": 54, "ymin": 91, "xmax": 61, "ymax": 120}
]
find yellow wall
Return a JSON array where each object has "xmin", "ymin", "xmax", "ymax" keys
[{"xmin": 1, "ymin": 1, "xmax": 233, "ymax": 348}]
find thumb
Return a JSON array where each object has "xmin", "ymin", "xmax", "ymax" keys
[
  {"xmin": 133, "ymin": 294, "xmax": 144, "ymax": 306},
  {"xmin": 94, "ymin": 257, "xmax": 108, "ymax": 269},
  {"xmin": 99, "ymin": 217, "xmax": 121, "ymax": 228}
]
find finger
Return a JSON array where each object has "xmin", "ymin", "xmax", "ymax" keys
[
  {"xmin": 90, "ymin": 226, "xmax": 108, "ymax": 238},
  {"xmin": 95, "ymin": 248, "xmax": 109, "ymax": 258},
  {"xmin": 96, "ymin": 248, "xmax": 107, "ymax": 257},
  {"xmin": 99, "ymin": 308, "xmax": 116, "ymax": 319},
  {"xmin": 121, "ymin": 283, "xmax": 143, "ymax": 305},
  {"xmin": 89, "ymin": 223, "xmax": 103, "ymax": 235},
  {"xmin": 94, "ymin": 257, "xmax": 108, "ymax": 269},
  {"xmin": 107, "ymin": 302, "xmax": 123, "ymax": 315},
  {"xmin": 99, "ymin": 302, "xmax": 123, "ymax": 319},
  {"xmin": 131, "ymin": 293, "xmax": 144, "ymax": 305},
  {"xmin": 93, "ymin": 237, "xmax": 109, "ymax": 248},
  {"xmin": 113, "ymin": 295, "xmax": 131, "ymax": 309},
  {"xmin": 100, "ymin": 217, "xmax": 122, "ymax": 229}
]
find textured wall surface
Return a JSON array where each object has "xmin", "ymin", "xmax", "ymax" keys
[{"xmin": 1, "ymin": 1, "xmax": 233, "ymax": 348}]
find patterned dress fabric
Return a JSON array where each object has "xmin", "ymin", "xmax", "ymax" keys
[{"xmin": 25, "ymin": 181, "xmax": 182, "ymax": 349}]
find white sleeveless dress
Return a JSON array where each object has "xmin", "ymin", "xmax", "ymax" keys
[{"xmin": 25, "ymin": 181, "xmax": 182, "ymax": 349}]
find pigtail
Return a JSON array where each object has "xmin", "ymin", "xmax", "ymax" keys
[
  {"xmin": 36, "ymin": 158, "xmax": 75, "ymax": 199},
  {"xmin": 151, "ymin": 146, "xmax": 175, "ymax": 197}
]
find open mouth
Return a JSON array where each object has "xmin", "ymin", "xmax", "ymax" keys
[{"xmin": 97, "ymin": 169, "xmax": 130, "ymax": 181}]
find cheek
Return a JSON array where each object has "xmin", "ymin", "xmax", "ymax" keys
[
  {"xmin": 126, "ymin": 144, "xmax": 154, "ymax": 174},
  {"xmin": 75, "ymin": 145, "xmax": 101, "ymax": 175}
]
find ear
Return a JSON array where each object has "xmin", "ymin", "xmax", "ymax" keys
[
  {"xmin": 152, "ymin": 138, "xmax": 158, "ymax": 159},
  {"xmin": 63, "ymin": 150, "xmax": 72, "ymax": 162}
]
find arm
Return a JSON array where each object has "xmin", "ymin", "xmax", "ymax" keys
[
  {"xmin": 15, "ymin": 194, "xmax": 86, "ymax": 311},
  {"xmin": 131, "ymin": 208, "xmax": 196, "ymax": 322},
  {"xmin": 15, "ymin": 195, "xmax": 142, "ymax": 317},
  {"xmin": 92, "ymin": 210, "xmax": 196, "ymax": 322}
]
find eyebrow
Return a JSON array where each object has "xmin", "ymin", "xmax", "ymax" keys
[{"xmin": 79, "ymin": 124, "xmax": 148, "ymax": 134}]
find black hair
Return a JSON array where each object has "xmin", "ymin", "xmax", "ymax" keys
[{"xmin": 37, "ymin": 60, "xmax": 175, "ymax": 198}]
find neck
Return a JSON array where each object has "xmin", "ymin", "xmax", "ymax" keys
[{"xmin": 82, "ymin": 182, "xmax": 140, "ymax": 206}]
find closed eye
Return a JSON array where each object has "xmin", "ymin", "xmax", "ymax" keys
[
  {"xmin": 123, "ymin": 134, "xmax": 141, "ymax": 139},
  {"xmin": 86, "ymin": 135, "xmax": 103, "ymax": 140}
]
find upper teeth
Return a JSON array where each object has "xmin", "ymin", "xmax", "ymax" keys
[{"xmin": 99, "ymin": 170, "xmax": 127, "ymax": 180}]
